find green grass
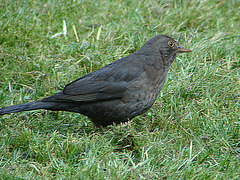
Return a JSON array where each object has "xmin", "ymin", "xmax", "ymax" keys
[{"xmin": 0, "ymin": 0, "xmax": 239, "ymax": 179}]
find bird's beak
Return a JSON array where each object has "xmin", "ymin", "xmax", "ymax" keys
[{"xmin": 177, "ymin": 46, "xmax": 192, "ymax": 53}]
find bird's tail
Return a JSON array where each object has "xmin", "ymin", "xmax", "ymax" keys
[{"xmin": 0, "ymin": 101, "xmax": 54, "ymax": 115}]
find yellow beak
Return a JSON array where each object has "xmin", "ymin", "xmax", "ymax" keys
[{"xmin": 177, "ymin": 46, "xmax": 192, "ymax": 53}]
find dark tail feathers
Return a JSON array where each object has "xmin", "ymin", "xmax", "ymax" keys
[{"xmin": 0, "ymin": 101, "xmax": 53, "ymax": 115}]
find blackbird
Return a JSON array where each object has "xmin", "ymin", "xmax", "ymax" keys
[{"xmin": 0, "ymin": 35, "xmax": 191, "ymax": 130}]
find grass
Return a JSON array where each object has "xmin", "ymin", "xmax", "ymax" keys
[{"xmin": 0, "ymin": 0, "xmax": 239, "ymax": 179}]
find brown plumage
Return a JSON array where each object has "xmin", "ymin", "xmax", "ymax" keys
[{"xmin": 0, "ymin": 35, "xmax": 191, "ymax": 130}]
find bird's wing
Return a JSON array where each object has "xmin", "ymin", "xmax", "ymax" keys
[
  {"xmin": 62, "ymin": 79, "xmax": 128, "ymax": 102},
  {"xmin": 59, "ymin": 61, "xmax": 139, "ymax": 102}
]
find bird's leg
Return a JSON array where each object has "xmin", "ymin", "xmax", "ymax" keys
[
  {"xmin": 99, "ymin": 125, "xmax": 105, "ymax": 133},
  {"xmin": 96, "ymin": 124, "xmax": 105, "ymax": 133}
]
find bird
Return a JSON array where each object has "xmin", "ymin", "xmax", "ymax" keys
[{"xmin": 0, "ymin": 35, "xmax": 191, "ymax": 131}]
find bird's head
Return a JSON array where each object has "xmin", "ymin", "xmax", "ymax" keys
[{"xmin": 140, "ymin": 35, "xmax": 192, "ymax": 64}]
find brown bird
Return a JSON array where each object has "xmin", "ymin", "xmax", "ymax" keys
[{"xmin": 0, "ymin": 35, "xmax": 191, "ymax": 131}]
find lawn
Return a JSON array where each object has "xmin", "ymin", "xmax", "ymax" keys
[{"xmin": 0, "ymin": 0, "xmax": 239, "ymax": 179}]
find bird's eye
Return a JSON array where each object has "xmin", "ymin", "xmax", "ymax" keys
[{"xmin": 168, "ymin": 41, "xmax": 174, "ymax": 47}]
